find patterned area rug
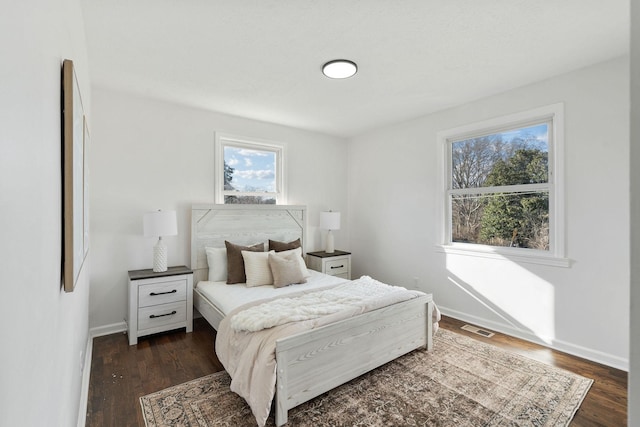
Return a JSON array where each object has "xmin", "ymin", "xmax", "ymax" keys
[{"xmin": 140, "ymin": 329, "xmax": 592, "ymax": 426}]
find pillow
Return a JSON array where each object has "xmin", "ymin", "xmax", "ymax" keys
[
  {"xmin": 269, "ymin": 238, "xmax": 301, "ymax": 252},
  {"xmin": 225, "ymin": 241, "xmax": 264, "ymax": 284},
  {"xmin": 205, "ymin": 247, "xmax": 227, "ymax": 282},
  {"xmin": 242, "ymin": 250, "xmax": 275, "ymax": 287},
  {"xmin": 269, "ymin": 252, "xmax": 308, "ymax": 288},
  {"xmin": 277, "ymin": 247, "xmax": 311, "ymax": 278}
]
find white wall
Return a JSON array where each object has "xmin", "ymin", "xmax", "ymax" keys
[
  {"xmin": 0, "ymin": 1, "xmax": 91, "ymax": 426},
  {"xmin": 89, "ymin": 88, "xmax": 349, "ymax": 329},
  {"xmin": 629, "ymin": 1, "xmax": 639, "ymax": 423},
  {"xmin": 348, "ymin": 57, "xmax": 630, "ymax": 369}
]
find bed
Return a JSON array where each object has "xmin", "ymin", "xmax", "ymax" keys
[{"xmin": 190, "ymin": 204, "xmax": 435, "ymax": 426}]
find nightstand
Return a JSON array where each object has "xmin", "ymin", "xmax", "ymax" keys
[
  {"xmin": 306, "ymin": 250, "xmax": 351, "ymax": 279},
  {"xmin": 127, "ymin": 265, "xmax": 193, "ymax": 345}
]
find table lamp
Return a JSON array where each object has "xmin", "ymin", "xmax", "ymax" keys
[
  {"xmin": 319, "ymin": 211, "xmax": 340, "ymax": 253},
  {"xmin": 143, "ymin": 210, "xmax": 178, "ymax": 272}
]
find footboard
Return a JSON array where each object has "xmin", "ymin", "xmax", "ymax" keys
[{"xmin": 274, "ymin": 294, "xmax": 433, "ymax": 426}]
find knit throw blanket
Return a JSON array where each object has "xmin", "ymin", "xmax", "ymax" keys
[{"xmin": 229, "ymin": 276, "xmax": 414, "ymax": 332}]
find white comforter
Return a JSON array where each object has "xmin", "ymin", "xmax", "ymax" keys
[
  {"xmin": 215, "ymin": 276, "xmax": 431, "ymax": 427},
  {"xmin": 229, "ymin": 276, "xmax": 413, "ymax": 332}
]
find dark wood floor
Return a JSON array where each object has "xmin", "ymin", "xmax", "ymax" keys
[
  {"xmin": 85, "ymin": 316, "xmax": 627, "ymax": 426},
  {"xmin": 86, "ymin": 318, "xmax": 223, "ymax": 426}
]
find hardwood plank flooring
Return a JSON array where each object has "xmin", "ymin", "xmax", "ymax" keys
[
  {"xmin": 86, "ymin": 318, "xmax": 222, "ymax": 426},
  {"xmin": 85, "ymin": 316, "xmax": 627, "ymax": 426}
]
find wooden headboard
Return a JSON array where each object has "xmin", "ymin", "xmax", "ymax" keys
[{"xmin": 190, "ymin": 204, "xmax": 307, "ymax": 284}]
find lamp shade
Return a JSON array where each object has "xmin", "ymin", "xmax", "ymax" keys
[
  {"xmin": 143, "ymin": 210, "xmax": 178, "ymax": 237},
  {"xmin": 319, "ymin": 211, "xmax": 341, "ymax": 230}
]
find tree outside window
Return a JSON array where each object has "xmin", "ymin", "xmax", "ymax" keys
[{"xmin": 449, "ymin": 122, "xmax": 551, "ymax": 251}]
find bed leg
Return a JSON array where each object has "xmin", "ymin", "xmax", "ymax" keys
[
  {"xmin": 275, "ymin": 405, "xmax": 287, "ymax": 426},
  {"xmin": 275, "ymin": 355, "xmax": 288, "ymax": 426}
]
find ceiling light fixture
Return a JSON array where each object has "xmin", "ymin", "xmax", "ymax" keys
[{"xmin": 322, "ymin": 59, "xmax": 357, "ymax": 79}]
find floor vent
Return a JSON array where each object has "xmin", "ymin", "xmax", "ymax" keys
[{"xmin": 461, "ymin": 324, "xmax": 495, "ymax": 338}]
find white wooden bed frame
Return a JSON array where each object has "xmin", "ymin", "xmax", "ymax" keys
[{"xmin": 190, "ymin": 204, "xmax": 433, "ymax": 426}]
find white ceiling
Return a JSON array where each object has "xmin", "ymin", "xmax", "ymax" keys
[{"xmin": 82, "ymin": 0, "xmax": 629, "ymax": 138}]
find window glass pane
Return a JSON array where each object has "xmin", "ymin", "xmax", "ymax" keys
[
  {"xmin": 451, "ymin": 191, "xmax": 549, "ymax": 250},
  {"xmin": 451, "ymin": 123, "xmax": 549, "ymax": 189},
  {"xmin": 224, "ymin": 146, "xmax": 276, "ymax": 194}
]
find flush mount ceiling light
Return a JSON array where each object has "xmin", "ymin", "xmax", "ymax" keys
[{"xmin": 322, "ymin": 59, "xmax": 358, "ymax": 79}]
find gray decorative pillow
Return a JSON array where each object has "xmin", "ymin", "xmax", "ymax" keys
[
  {"xmin": 225, "ymin": 241, "xmax": 264, "ymax": 284},
  {"xmin": 275, "ymin": 247, "xmax": 310, "ymax": 278},
  {"xmin": 268, "ymin": 238, "xmax": 301, "ymax": 252},
  {"xmin": 269, "ymin": 252, "xmax": 308, "ymax": 288}
]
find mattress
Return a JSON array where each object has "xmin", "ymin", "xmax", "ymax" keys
[{"xmin": 196, "ymin": 270, "xmax": 349, "ymax": 316}]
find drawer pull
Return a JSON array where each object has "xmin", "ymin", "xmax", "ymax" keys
[
  {"xmin": 330, "ymin": 265, "xmax": 344, "ymax": 269},
  {"xmin": 149, "ymin": 310, "xmax": 177, "ymax": 319},
  {"xmin": 150, "ymin": 289, "xmax": 177, "ymax": 296}
]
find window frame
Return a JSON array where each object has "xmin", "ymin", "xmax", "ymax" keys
[
  {"xmin": 437, "ymin": 103, "xmax": 568, "ymax": 267},
  {"xmin": 214, "ymin": 132, "xmax": 286, "ymax": 205}
]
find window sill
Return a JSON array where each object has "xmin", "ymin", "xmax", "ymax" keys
[{"xmin": 436, "ymin": 244, "xmax": 571, "ymax": 268}]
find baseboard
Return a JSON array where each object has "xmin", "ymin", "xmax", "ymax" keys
[
  {"xmin": 90, "ymin": 321, "xmax": 128, "ymax": 338},
  {"xmin": 439, "ymin": 306, "xmax": 629, "ymax": 372},
  {"xmin": 77, "ymin": 335, "xmax": 93, "ymax": 427}
]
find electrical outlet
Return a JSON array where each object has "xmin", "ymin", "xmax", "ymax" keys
[{"xmin": 413, "ymin": 277, "xmax": 420, "ymax": 287}]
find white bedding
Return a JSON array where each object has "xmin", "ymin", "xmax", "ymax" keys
[
  {"xmin": 230, "ymin": 276, "xmax": 415, "ymax": 332},
  {"xmin": 195, "ymin": 269, "xmax": 348, "ymax": 315}
]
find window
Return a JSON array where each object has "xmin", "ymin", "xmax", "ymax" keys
[
  {"xmin": 438, "ymin": 104, "xmax": 567, "ymax": 266},
  {"xmin": 215, "ymin": 133, "xmax": 285, "ymax": 204}
]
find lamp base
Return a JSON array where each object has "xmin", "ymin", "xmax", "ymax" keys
[
  {"xmin": 325, "ymin": 230, "xmax": 335, "ymax": 253},
  {"xmin": 153, "ymin": 238, "xmax": 168, "ymax": 272}
]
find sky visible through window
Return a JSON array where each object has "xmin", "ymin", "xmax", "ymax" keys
[
  {"xmin": 224, "ymin": 146, "xmax": 276, "ymax": 192},
  {"xmin": 455, "ymin": 123, "xmax": 548, "ymax": 154},
  {"xmin": 497, "ymin": 123, "xmax": 548, "ymax": 151}
]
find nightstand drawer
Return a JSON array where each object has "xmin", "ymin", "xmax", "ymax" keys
[
  {"xmin": 138, "ymin": 301, "xmax": 187, "ymax": 330},
  {"xmin": 325, "ymin": 258, "xmax": 349, "ymax": 276},
  {"xmin": 138, "ymin": 279, "xmax": 186, "ymax": 307},
  {"xmin": 307, "ymin": 251, "xmax": 352, "ymax": 280}
]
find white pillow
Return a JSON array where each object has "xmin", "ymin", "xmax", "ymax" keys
[
  {"xmin": 242, "ymin": 250, "xmax": 275, "ymax": 287},
  {"xmin": 276, "ymin": 247, "xmax": 311, "ymax": 278},
  {"xmin": 205, "ymin": 247, "xmax": 227, "ymax": 282}
]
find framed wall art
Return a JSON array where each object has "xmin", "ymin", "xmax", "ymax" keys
[{"xmin": 62, "ymin": 59, "xmax": 88, "ymax": 292}]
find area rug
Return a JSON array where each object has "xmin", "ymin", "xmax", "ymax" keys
[{"xmin": 140, "ymin": 329, "xmax": 592, "ymax": 426}]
